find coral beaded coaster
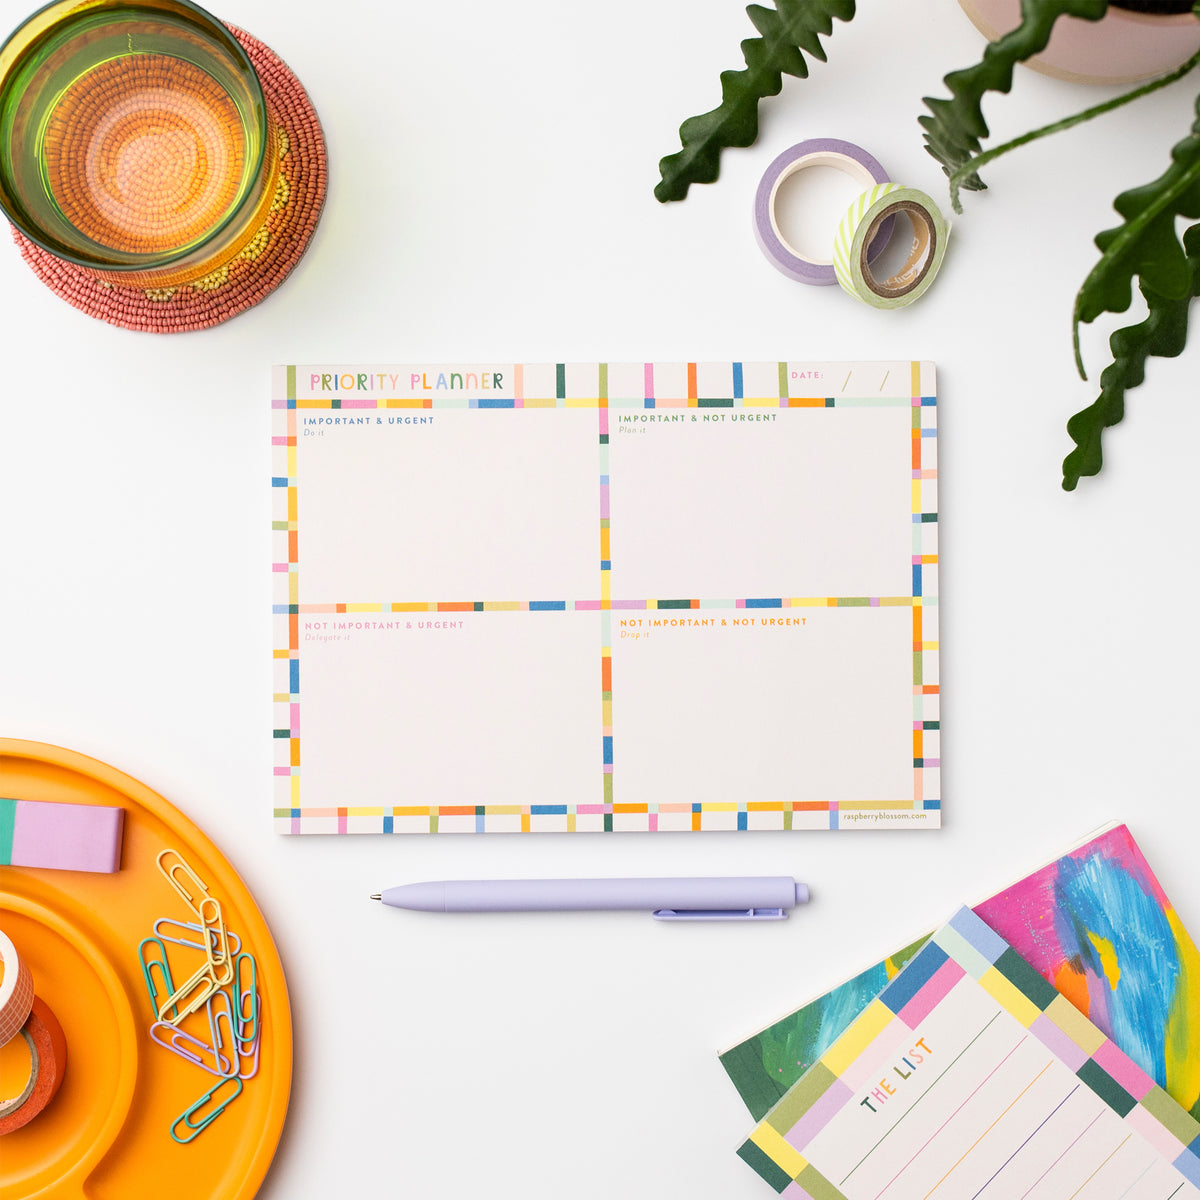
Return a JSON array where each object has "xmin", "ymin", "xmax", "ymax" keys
[{"xmin": 9, "ymin": 26, "xmax": 326, "ymax": 333}]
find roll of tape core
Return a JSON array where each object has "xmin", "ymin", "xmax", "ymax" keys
[
  {"xmin": 754, "ymin": 139, "xmax": 895, "ymax": 285},
  {"xmin": 0, "ymin": 932, "xmax": 34, "ymax": 1046},
  {"xmin": 834, "ymin": 183, "xmax": 949, "ymax": 309},
  {"xmin": 0, "ymin": 1028, "xmax": 38, "ymax": 1117}
]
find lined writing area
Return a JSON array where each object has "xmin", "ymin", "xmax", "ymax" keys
[{"xmin": 813, "ymin": 1002, "xmax": 1194, "ymax": 1199}]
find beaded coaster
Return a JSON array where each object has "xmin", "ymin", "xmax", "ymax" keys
[{"xmin": 10, "ymin": 27, "xmax": 327, "ymax": 333}]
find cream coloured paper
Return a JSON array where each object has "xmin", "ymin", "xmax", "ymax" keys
[{"xmin": 271, "ymin": 361, "xmax": 939, "ymax": 834}]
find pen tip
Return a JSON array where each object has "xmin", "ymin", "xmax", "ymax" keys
[{"xmin": 369, "ymin": 894, "xmax": 381, "ymax": 901}]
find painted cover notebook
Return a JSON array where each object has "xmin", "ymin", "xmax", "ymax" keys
[
  {"xmin": 271, "ymin": 361, "xmax": 939, "ymax": 834},
  {"xmin": 720, "ymin": 824, "xmax": 1200, "ymax": 1123},
  {"xmin": 738, "ymin": 906, "xmax": 1200, "ymax": 1200}
]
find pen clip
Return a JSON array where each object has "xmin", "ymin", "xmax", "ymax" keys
[{"xmin": 651, "ymin": 907, "xmax": 789, "ymax": 922}]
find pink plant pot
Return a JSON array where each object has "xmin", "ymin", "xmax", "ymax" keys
[{"xmin": 956, "ymin": 0, "xmax": 1200, "ymax": 83}]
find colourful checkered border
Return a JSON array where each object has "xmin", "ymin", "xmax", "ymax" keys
[
  {"xmin": 739, "ymin": 906, "xmax": 1200, "ymax": 1196},
  {"xmin": 272, "ymin": 362, "xmax": 939, "ymax": 833}
]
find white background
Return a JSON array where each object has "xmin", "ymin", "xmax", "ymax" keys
[{"xmin": 1, "ymin": 0, "xmax": 1198, "ymax": 1197}]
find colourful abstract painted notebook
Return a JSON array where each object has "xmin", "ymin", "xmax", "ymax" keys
[
  {"xmin": 720, "ymin": 825, "xmax": 1200, "ymax": 1122},
  {"xmin": 738, "ymin": 906, "xmax": 1200, "ymax": 1199},
  {"xmin": 271, "ymin": 361, "xmax": 939, "ymax": 834}
]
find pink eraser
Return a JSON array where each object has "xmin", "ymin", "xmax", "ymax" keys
[{"xmin": 4, "ymin": 798, "xmax": 125, "ymax": 872}]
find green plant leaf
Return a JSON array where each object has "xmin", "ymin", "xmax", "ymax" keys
[
  {"xmin": 1062, "ymin": 224, "xmax": 1200, "ymax": 490},
  {"xmin": 920, "ymin": 0, "xmax": 1108, "ymax": 201},
  {"xmin": 1073, "ymin": 95, "xmax": 1200, "ymax": 375},
  {"xmin": 945, "ymin": 50, "xmax": 1200, "ymax": 215},
  {"xmin": 654, "ymin": 0, "xmax": 855, "ymax": 204}
]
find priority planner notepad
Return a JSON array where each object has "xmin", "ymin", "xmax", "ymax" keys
[
  {"xmin": 739, "ymin": 906, "xmax": 1200, "ymax": 1199},
  {"xmin": 271, "ymin": 362, "xmax": 939, "ymax": 834}
]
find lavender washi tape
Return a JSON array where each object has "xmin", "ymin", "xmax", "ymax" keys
[{"xmin": 754, "ymin": 139, "xmax": 895, "ymax": 285}]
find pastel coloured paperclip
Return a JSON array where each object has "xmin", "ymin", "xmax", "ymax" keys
[
  {"xmin": 150, "ymin": 1020, "xmax": 233, "ymax": 1078},
  {"xmin": 156, "ymin": 848, "xmax": 210, "ymax": 918},
  {"xmin": 235, "ymin": 1025, "xmax": 261, "ymax": 1080},
  {"xmin": 232, "ymin": 953, "xmax": 259, "ymax": 1047},
  {"xmin": 158, "ymin": 961, "xmax": 218, "ymax": 1024},
  {"xmin": 200, "ymin": 896, "xmax": 234, "ymax": 987},
  {"xmin": 138, "ymin": 936, "xmax": 178, "ymax": 1021},
  {"xmin": 169, "ymin": 1075, "xmax": 243, "ymax": 1144},
  {"xmin": 154, "ymin": 917, "xmax": 241, "ymax": 957},
  {"xmin": 205, "ymin": 989, "xmax": 238, "ymax": 1074}
]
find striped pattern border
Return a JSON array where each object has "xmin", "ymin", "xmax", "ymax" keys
[
  {"xmin": 272, "ymin": 362, "xmax": 939, "ymax": 834},
  {"xmin": 272, "ymin": 597, "xmax": 926, "ymax": 615}
]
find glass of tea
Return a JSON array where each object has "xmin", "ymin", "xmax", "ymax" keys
[{"xmin": 0, "ymin": 0, "xmax": 278, "ymax": 288}]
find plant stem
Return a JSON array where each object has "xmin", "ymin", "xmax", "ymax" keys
[{"xmin": 947, "ymin": 48, "xmax": 1200, "ymax": 213}]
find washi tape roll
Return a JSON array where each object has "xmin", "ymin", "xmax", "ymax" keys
[
  {"xmin": 0, "ymin": 1028, "xmax": 38, "ymax": 1118},
  {"xmin": 0, "ymin": 996, "xmax": 68, "ymax": 1135},
  {"xmin": 833, "ymin": 183, "xmax": 949, "ymax": 309},
  {"xmin": 0, "ymin": 931, "xmax": 34, "ymax": 1046},
  {"xmin": 754, "ymin": 139, "xmax": 895, "ymax": 285}
]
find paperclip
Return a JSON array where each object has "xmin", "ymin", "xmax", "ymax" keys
[
  {"xmin": 138, "ymin": 936, "xmax": 178, "ymax": 1021},
  {"xmin": 200, "ymin": 897, "xmax": 234, "ymax": 987},
  {"xmin": 169, "ymin": 1075, "xmax": 243, "ymax": 1144},
  {"xmin": 156, "ymin": 848, "xmax": 210, "ymax": 918},
  {"xmin": 235, "ymin": 1025, "xmax": 261, "ymax": 1080},
  {"xmin": 205, "ymin": 989, "xmax": 238, "ymax": 1074},
  {"xmin": 232, "ymin": 953, "xmax": 259, "ymax": 1046},
  {"xmin": 158, "ymin": 961, "xmax": 218, "ymax": 1024},
  {"xmin": 150, "ymin": 1020, "xmax": 233, "ymax": 1077},
  {"xmin": 198, "ymin": 896, "xmax": 230, "ymax": 964},
  {"xmin": 153, "ymin": 917, "xmax": 241, "ymax": 957}
]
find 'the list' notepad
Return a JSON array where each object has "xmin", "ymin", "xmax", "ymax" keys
[
  {"xmin": 272, "ymin": 361, "xmax": 939, "ymax": 834},
  {"xmin": 739, "ymin": 906, "xmax": 1200, "ymax": 1199},
  {"xmin": 720, "ymin": 823, "xmax": 1200, "ymax": 1123}
]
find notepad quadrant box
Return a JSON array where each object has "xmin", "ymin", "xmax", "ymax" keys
[
  {"xmin": 272, "ymin": 362, "xmax": 940, "ymax": 833},
  {"xmin": 294, "ymin": 408, "xmax": 598, "ymax": 600},
  {"xmin": 614, "ymin": 608, "xmax": 914, "ymax": 819},
  {"xmin": 607, "ymin": 406, "xmax": 913, "ymax": 599},
  {"xmin": 295, "ymin": 610, "xmax": 599, "ymax": 828}
]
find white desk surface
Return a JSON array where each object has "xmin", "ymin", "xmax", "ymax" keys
[{"xmin": 2, "ymin": 0, "xmax": 1198, "ymax": 1196}]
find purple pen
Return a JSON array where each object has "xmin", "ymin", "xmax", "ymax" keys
[{"xmin": 370, "ymin": 876, "xmax": 809, "ymax": 921}]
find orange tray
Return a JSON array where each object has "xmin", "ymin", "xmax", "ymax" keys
[{"xmin": 0, "ymin": 739, "xmax": 291, "ymax": 1200}]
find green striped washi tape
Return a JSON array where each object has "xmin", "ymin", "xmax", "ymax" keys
[{"xmin": 833, "ymin": 183, "xmax": 948, "ymax": 309}]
